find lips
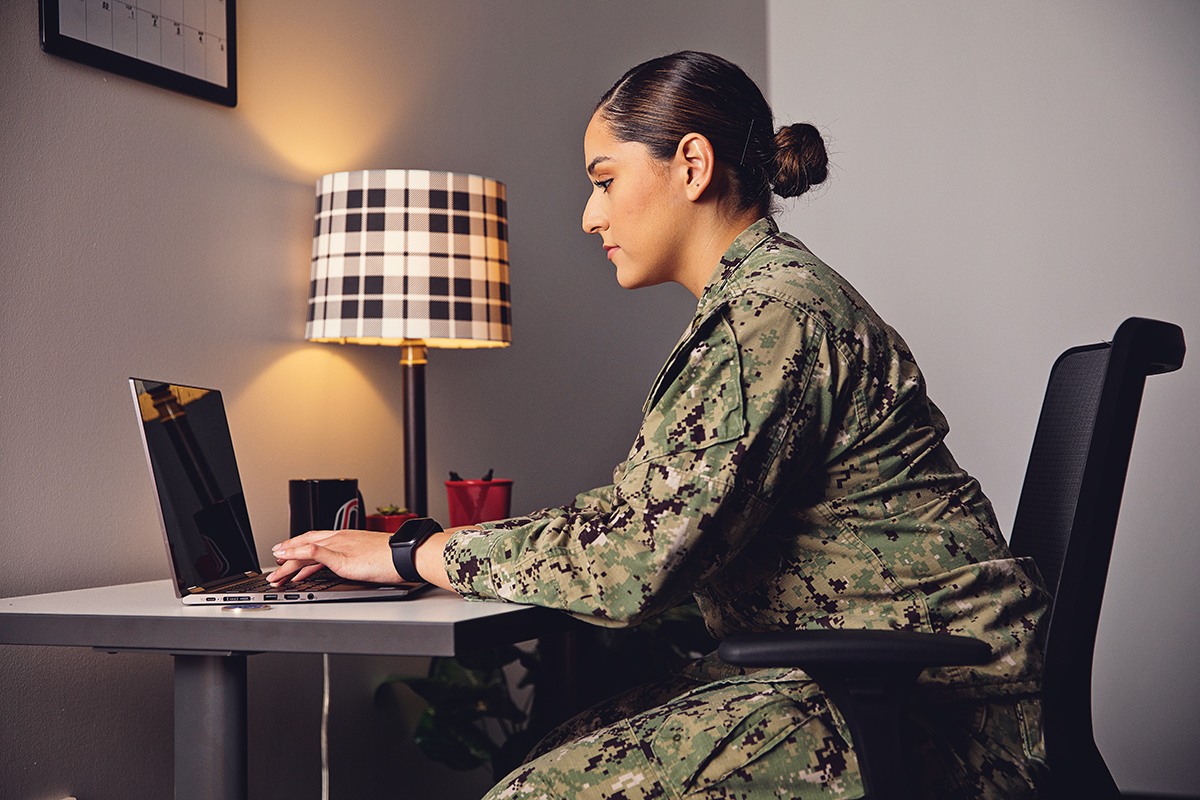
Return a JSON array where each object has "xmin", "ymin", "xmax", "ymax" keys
[{"xmin": 603, "ymin": 245, "xmax": 619, "ymax": 261}]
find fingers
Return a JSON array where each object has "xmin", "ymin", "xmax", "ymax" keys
[
  {"xmin": 291, "ymin": 563, "xmax": 327, "ymax": 582},
  {"xmin": 266, "ymin": 535, "xmax": 329, "ymax": 583},
  {"xmin": 266, "ymin": 558, "xmax": 313, "ymax": 584},
  {"xmin": 265, "ymin": 562, "xmax": 294, "ymax": 583},
  {"xmin": 276, "ymin": 530, "xmax": 339, "ymax": 549},
  {"xmin": 268, "ymin": 529, "xmax": 398, "ymax": 584},
  {"xmin": 267, "ymin": 560, "xmax": 326, "ymax": 584},
  {"xmin": 272, "ymin": 541, "xmax": 323, "ymax": 562},
  {"xmin": 266, "ymin": 540, "xmax": 331, "ymax": 583},
  {"xmin": 270, "ymin": 532, "xmax": 336, "ymax": 567}
]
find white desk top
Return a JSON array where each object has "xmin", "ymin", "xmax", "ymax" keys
[{"xmin": 0, "ymin": 578, "xmax": 569, "ymax": 657}]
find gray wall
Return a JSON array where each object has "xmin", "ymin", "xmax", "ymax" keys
[
  {"xmin": 768, "ymin": 1, "xmax": 1200, "ymax": 794},
  {"xmin": 0, "ymin": 1, "xmax": 764, "ymax": 798}
]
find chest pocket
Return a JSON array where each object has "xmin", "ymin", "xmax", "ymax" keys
[{"xmin": 626, "ymin": 313, "xmax": 746, "ymax": 469}]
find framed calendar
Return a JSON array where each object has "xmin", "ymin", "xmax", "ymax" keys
[{"xmin": 39, "ymin": 0, "xmax": 237, "ymax": 107}]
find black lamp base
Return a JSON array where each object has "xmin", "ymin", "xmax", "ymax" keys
[{"xmin": 400, "ymin": 344, "xmax": 428, "ymax": 517}]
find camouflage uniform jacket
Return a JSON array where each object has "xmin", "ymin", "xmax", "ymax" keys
[{"xmin": 445, "ymin": 218, "xmax": 1048, "ymax": 699}]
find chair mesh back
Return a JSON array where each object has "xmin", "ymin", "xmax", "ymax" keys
[
  {"xmin": 1005, "ymin": 319, "xmax": 1183, "ymax": 796},
  {"xmin": 1008, "ymin": 345, "xmax": 1110, "ymax": 598}
]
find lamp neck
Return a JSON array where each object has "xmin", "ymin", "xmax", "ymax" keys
[{"xmin": 399, "ymin": 343, "xmax": 428, "ymax": 366}]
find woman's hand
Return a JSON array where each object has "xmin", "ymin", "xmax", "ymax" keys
[
  {"xmin": 267, "ymin": 529, "xmax": 399, "ymax": 585},
  {"xmin": 266, "ymin": 527, "xmax": 468, "ymax": 592}
]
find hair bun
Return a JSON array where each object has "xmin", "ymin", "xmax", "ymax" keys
[{"xmin": 773, "ymin": 123, "xmax": 829, "ymax": 198}]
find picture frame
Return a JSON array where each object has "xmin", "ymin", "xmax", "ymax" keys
[{"xmin": 38, "ymin": 0, "xmax": 237, "ymax": 107}]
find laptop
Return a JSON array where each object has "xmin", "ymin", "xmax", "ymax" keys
[{"xmin": 130, "ymin": 377, "xmax": 427, "ymax": 605}]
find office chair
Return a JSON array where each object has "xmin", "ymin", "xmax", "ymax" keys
[
  {"xmin": 718, "ymin": 317, "xmax": 1185, "ymax": 800},
  {"xmin": 1008, "ymin": 316, "xmax": 1184, "ymax": 798}
]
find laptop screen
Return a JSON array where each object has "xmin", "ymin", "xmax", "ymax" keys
[{"xmin": 131, "ymin": 379, "xmax": 259, "ymax": 591}]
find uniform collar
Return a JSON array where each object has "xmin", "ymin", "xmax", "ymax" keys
[
  {"xmin": 696, "ymin": 217, "xmax": 778, "ymax": 313},
  {"xmin": 641, "ymin": 219, "xmax": 780, "ymax": 414}
]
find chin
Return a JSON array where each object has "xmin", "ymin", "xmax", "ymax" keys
[{"xmin": 615, "ymin": 266, "xmax": 657, "ymax": 291}]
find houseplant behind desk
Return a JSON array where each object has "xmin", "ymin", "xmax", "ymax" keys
[{"xmin": 382, "ymin": 603, "xmax": 717, "ymax": 779}]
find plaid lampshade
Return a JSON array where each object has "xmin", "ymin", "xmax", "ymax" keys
[{"xmin": 306, "ymin": 169, "xmax": 511, "ymax": 348}]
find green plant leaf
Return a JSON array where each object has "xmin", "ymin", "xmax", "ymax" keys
[
  {"xmin": 452, "ymin": 645, "xmax": 525, "ymax": 672},
  {"xmin": 412, "ymin": 708, "xmax": 498, "ymax": 771},
  {"xmin": 379, "ymin": 603, "xmax": 714, "ymax": 773},
  {"xmin": 395, "ymin": 675, "xmax": 526, "ymax": 725}
]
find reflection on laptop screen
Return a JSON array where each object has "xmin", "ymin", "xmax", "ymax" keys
[{"xmin": 132, "ymin": 379, "xmax": 258, "ymax": 592}]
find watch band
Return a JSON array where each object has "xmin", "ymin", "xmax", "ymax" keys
[{"xmin": 389, "ymin": 517, "xmax": 442, "ymax": 583}]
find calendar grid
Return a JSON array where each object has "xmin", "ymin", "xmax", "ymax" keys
[{"xmin": 56, "ymin": 0, "xmax": 229, "ymax": 88}]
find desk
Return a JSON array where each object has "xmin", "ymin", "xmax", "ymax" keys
[{"xmin": 0, "ymin": 579, "xmax": 570, "ymax": 800}]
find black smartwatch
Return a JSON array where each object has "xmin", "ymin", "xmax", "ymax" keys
[{"xmin": 389, "ymin": 517, "xmax": 443, "ymax": 583}]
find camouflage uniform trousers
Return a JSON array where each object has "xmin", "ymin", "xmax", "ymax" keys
[{"xmin": 484, "ymin": 664, "xmax": 1047, "ymax": 800}]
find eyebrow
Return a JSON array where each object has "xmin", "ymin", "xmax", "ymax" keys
[{"xmin": 586, "ymin": 155, "xmax": 613, "ymax": 176}]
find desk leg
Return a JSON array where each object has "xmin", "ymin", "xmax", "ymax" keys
[
  {"xmin": 174, "ymin": 654, "xmax": 248, "ymax": 800},
  {"xmin": 529, "ymin": 629, "xmax": 583, "ymax": 736}
]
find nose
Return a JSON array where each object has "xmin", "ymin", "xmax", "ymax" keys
[{"xmin": 582, "ymin": 192, "xmax": 606, "ymax": 235}]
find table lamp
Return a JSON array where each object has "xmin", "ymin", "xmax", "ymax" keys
[{"xmin": 306, "ymin": 169, "xmax": 511, "ymax": 516}]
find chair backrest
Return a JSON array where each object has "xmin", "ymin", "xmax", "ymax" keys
[{"xmin": 1009, "ymin": 317, "xmax": 1185, "ymax": 796}]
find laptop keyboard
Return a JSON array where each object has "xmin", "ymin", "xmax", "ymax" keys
[{"xmin": 221, "ymin": 571, "xmax": 345, "ymax": 594}]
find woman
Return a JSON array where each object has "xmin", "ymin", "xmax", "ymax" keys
[{"xmin": 270, "ymin": 51, "xmax": 1049, "ymax": 799}]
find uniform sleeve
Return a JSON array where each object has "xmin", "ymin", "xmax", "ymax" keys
[{"xmin": 443, "ymin": 297, "xmax": 836, "ymax": 626}]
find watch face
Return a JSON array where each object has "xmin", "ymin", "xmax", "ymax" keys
[{"xmin": 396, "ymin": 517, "xmax": 442, "ymax": 543}]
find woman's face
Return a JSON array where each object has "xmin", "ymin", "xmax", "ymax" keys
[{"xmin": 582, "ymin": 114, "xmax": 691, "ymax": 290}]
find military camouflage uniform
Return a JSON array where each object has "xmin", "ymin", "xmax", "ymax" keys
[{"xmin": 444, "ymin": 219, "xmax": 1049, "ymax": 798}]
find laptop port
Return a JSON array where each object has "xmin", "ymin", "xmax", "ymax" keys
[
  {"xmin": 284, "ymin": 594, "xmax": 300, "ymax": 600},
  {"xmin": 264, "ymin": 594, "xmax": 278, "ymax": 601}
]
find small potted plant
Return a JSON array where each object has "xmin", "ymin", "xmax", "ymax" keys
[{"xmin": 365, "ymin": 504, "xmax": 417, "ymax": 533}]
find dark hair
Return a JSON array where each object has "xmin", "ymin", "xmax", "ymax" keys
[{"xmin": 595, "ymin": 51, "xmax": 828, "ymax": 216}]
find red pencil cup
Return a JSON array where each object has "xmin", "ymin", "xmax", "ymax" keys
[{"xmin": 445, "ymin": 479, "xmax": 513, "ymax": 527}]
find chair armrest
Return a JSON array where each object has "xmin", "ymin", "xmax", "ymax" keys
[{"xmin": 717, "ymin": 629, "xmax": 992, "ymax": 670}]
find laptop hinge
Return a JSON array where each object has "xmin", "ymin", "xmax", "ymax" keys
[{"xmin": 187, "ymin": 571, "xmax": 261, "ymax": 594}]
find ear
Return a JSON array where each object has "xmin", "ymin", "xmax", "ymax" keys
[{"xmin": 674, "ymin": 132, "xmax": 715, "ymax": 202}]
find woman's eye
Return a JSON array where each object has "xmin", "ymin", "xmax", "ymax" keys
[{"xmin": 593, "ymin": 179, "xmax": 613, "ymax": 193}]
